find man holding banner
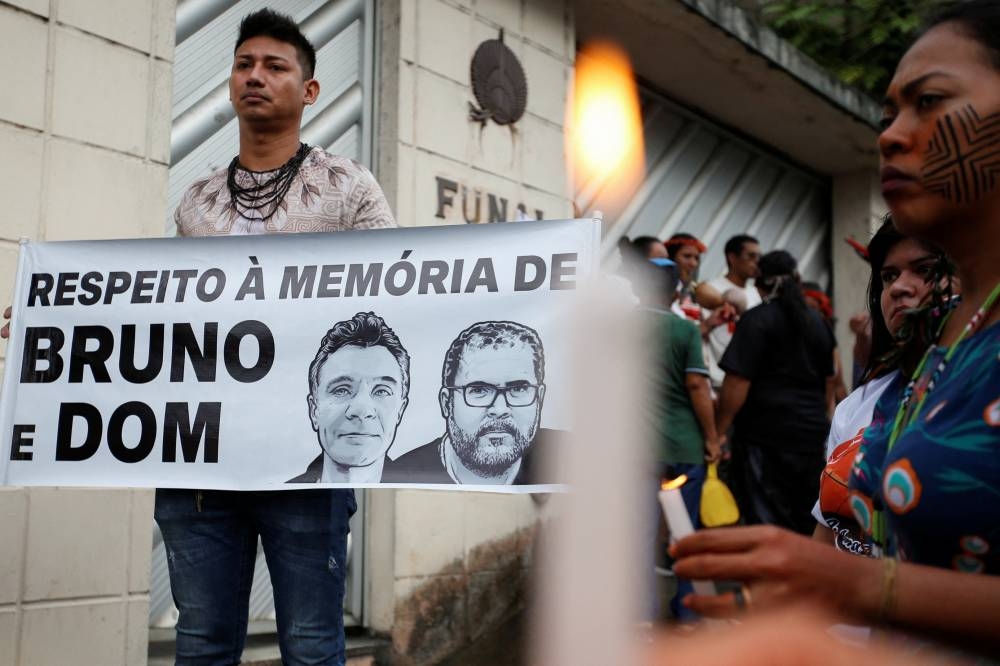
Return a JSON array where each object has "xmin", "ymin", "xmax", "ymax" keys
[
  {"xmin": 156, "ymin": 9, "xmax": 394, "ymax": 665},
  {"xmin": 0, "ymin": 7, "xmax": 599, "ymax": 661}
]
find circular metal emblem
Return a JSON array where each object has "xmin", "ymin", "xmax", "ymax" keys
[{"xmin": 470, "ymin": 32, "xmax": 528, "ymax": 126}]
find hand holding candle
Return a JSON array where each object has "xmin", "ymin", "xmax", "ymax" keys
[{"xmin": 659, "ymin": 475, "xmax": 716, "ymax": 596}]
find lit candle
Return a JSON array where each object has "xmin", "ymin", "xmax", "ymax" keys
[{"xmin": 659, "ymin": 476, "xmax": 716, "ymax": 596}]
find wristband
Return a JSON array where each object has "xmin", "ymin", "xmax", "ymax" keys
[{"xmin": 879, "ymin": 557, "xmax": 898, "ymax": 622}]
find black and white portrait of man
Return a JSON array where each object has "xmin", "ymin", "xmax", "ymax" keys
[
  {"xmin": 382, "ymin": 320, "xmax": 560, "ymax": 485},
  {"xmin": 289, "ymin": 312, "xmax": 409, "ymax": 483}
]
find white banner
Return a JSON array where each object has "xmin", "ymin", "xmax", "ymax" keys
[{"xmin": 0, "ymin": 220, "xmax": 600, "ymax": 492}]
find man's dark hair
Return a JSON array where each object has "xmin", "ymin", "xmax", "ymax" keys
[
  {"xmin": 617, "ymin": 238, "xmax": 678, "ymax": 307},
  {"xmin": 651, "ymin": 261, "xmax": 679, "ymax": 306},
  {"xmin": 442, "ymin": 321, "xmax": 544, "ymax": 388},
  {"xmin": 236, "ymin": 8, "xmax": 317, "ymax": 79},
  {"xmin": 309, "ymin": 312, "xmax": 410, "ymax": 398},
  {"xmin": 630, "ymin": 236, "xmax": 665, "ymax": 259},
  {"xmin": 724, "ymin": 234, "xmax": 758, "ymax": 263}
]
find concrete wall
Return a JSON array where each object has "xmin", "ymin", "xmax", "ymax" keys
[
  {"xmin": 380, "ymin": 0, "xmax": 574, "ymax": 227},
  {"xmin": 831, "ymin": 170, "xmax": 887, "ymax": 380},
  {"xmin": 0, "ymin": 0, "xmax": 174, "ymax": 663},
  {"xmin": 369, "ymin": 0, "xmax": 572, "ymax": 662}
]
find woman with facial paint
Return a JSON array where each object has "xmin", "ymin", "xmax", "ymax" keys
[{"xmin": 670, "ymin": 2, "xmax": 1000, "ymax": 657}]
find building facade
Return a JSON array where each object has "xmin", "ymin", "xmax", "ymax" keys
[
  {"xmin": 0, "ymin": 0, "xmax": 885, "ymax": 663},
  {"xmin": 0, "ymin": 0, "xmax": 172, "ymax": 663}
]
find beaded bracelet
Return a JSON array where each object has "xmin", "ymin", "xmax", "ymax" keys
[{"xmin": 879, "ymin": 557, "xmax": 898, "ymax": 622}]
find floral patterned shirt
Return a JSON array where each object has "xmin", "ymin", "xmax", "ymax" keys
[
  {"xmin": 849, "ymin": 320, "xmax": 1000, "ymax": 574},
  {"xmin": 175, "ymin": 147, "xmax": 396, "ymax": 236}
]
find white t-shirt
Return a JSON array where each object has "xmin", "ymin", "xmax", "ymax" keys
[
  {"xmin": 810, "ymin": 371, "xmax": 899, "ymax": 525},
  {"xmin": 702, "ymin": 275, "xmax": 762, "ymax": 387},
  {"xmin": 811, "ymin": 372, "xmax": 897, "ymax": 647}
]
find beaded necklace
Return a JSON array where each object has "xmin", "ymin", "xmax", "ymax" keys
[
  {"xmin": 872, "ymin": 280, "xmax": 1000, "ymax": 546},
  {"xmin": 226, "ymin": 142, "xmax": 311, "ymax": 222}
]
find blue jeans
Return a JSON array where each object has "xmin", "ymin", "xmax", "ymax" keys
[{"xmin": 154, "ymin": 489, "xmax": 356, "ymax": 666}]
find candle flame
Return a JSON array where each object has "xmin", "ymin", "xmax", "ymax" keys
[
  {"xmin": 661, "ymin": 475, "xmax": 688, "ymax": 491},
  {"xmin": 566, "ymin": 40, "xmax": 644, "ymax": 216}
]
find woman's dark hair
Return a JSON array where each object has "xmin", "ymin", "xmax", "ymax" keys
[
  {"xmin": 863, "ymin": 217, "xmax": 951, "ymax": 381},
  {"xmin": 865, "ymin": 220, "xmax": 909, "ymax": 380},
  {"xmin": 664, "ymin": 232, "xmax": 704, "ymax": 260},
  {"xmin": 666, "ymin": 232, "xmax": 692, "ymax": 260},
  {"xmin": 757, "ymin": 250, "xmax": 821, "ymax": 343},
  {"xmin": 921, "ymin": 1, "xmax": 1000, "ymax": 70}
]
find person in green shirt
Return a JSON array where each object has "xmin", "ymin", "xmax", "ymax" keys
[
  {"xmin": 651, "ymin": 295, "xmax": 720, "ymax": 467},
  {"xmin": 621, "ymin": 240, "xmax": 720, "ymax": 623}
]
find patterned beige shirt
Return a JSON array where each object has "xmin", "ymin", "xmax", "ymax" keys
[{"xmin": 175, "ymin": 147, "xmax": 396, "ymax": 236}]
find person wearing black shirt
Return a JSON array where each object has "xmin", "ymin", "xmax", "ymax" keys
[{"xmin": 716, "ymin": 250, "xmax": 836, "ymax": 534}]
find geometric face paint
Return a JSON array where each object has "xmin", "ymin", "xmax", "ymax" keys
[{"xmin": 922, "ymin": 104, "xmax": 1000, "ymax": 204}]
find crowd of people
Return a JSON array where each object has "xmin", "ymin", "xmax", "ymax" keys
[
  {"xmin": 624, "ymin": 228, "xmax": 838, "ymax": 535},
  {"xmin": 3, "ymin": 1, "xmax": 997, "ymax": 663},
  {"xmin": 623, "ymin": 226, "xmax": 841, "ymax": 619},
  {"xmin": 626, "ymin": 1, "xmax": 1000, "ymax": 661}
]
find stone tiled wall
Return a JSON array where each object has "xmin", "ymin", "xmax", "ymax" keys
[
  {"xmin": 0, "ymin": 0, "xmax": 174, "ymax": 663},
  {"xmin": 390, "ymin": 0, "xmax": 574, "ymax": 227},
  {"xmin": 386, "ymin": 492, "xmax": 548, "ymax": 664}
]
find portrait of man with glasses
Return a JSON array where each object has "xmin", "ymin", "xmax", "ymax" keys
[{"xmin": 381, "ymin": 320, "xmax": 561, "ymax": 485}]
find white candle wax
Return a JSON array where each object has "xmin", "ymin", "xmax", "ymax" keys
[{"xmin": 659, "ymin": 483, "xmax": 716, "ymax": 597}]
